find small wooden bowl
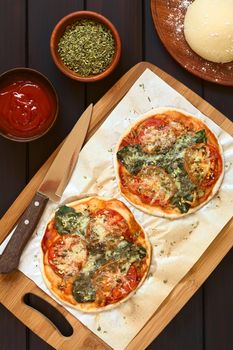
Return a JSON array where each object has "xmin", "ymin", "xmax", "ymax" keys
[
  {"xmin": 50, "ymin": 11, "xmax": 121, "ymax": 82},
  {"xmin": 0, "ymin": 68, "xmax": 58, "ymax": 142}
]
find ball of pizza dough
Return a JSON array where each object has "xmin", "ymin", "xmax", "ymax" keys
[{"xmin": 184, "ymin": 0, "xmax": 233, "ymax": 63}]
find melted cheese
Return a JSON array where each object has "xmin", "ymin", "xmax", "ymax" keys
[
  {"xmin": 82, "ymin": 254, "xmax": 99, "ymax": 274},
  {"xmin": 52, "ymin": 236, "xmax": 87, "ymax": 277},
  {"xmin": 94, "ymin": 260, "xmax": 131, "ymax": 295},
  {"xmin": 138, "ymin": 166, "xmax": 175, "ymax": 205},
  {"xmin": 139, "ymin": 126, "xmax": 176, "ymax": 153},
  {"xmin": 186, "ymin": 145, "xmax": 213, "ymax": 182},
  {"xmin": 90, "ymin": 211, "xmax": 127, "ymax": 244},
  {"xmin": 92, "ymin": 215, "xmax": 108, "ymax": 241}
]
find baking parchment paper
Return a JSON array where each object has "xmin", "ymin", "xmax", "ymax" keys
[{"xmin": 1, "ymin": 68, "xmax": 233, "ymax": 350}]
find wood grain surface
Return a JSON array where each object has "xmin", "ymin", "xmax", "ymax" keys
[
  {"xmin": 151, "ymin": 0, "xmax": 233, "ymax": 86},
  {"xmin": 1, "ymin": 1, "xmax": 233, "ymax": 350}
]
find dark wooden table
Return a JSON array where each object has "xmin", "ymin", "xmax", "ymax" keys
[{"xmin": 0, "ymin": 1, "xmax": 233, "ymax": 349}]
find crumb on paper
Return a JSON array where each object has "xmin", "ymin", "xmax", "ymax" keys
[
  {"xmin": 188, "ymin": 221, "xmax": 199, "ymax": 235},
  {"xmin": 159, "ymin": 250, "xmax": 165, "ymax": 257},
  {"xmin": 83, "ymin": 175, "xmax": 87, "ymax": 179},
  {"xmin": 192, "ymin": 221, "xmax": 199, "ymax": 229},
  {"xmin": 147, "ymin": 272, "xmax": 153, "ymax": 279},
  {"xmin": 163, "ymin": 279, "xmax": 168, "ymax": 284},
  {"xmin": 139, "ymin": 83, "xmax": 145, "ymax": 91},
  {"xmin": 147, "ymin": 96, "xmax": 151, "ymax": 102},
  {"xmin": 151, "ymin": 228, "xmax": 157, "ymax": 234},
  {"xmin": 97, "ymin": 325, "xmax": 101, "ymax": 332}
]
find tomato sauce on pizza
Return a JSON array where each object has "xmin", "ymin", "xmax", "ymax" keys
[
  {"xmin": 115, "ymin": 108, "xmax": 224, "ymax": 218},
  {"xmin": 41, "ymin": 196, "xmax": 151, "ymax": 312}
]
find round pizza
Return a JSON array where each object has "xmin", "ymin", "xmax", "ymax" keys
[
  {"xmin": 41, "ymin": 196, "xmax": 151, "ymax": 312},
  {"xmin": 115, "ymin": 107, "xmax": 224, "ymax": 218}
]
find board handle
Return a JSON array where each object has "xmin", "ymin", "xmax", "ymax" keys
[
  {"xmin": 23, "ymin": 293, "xmax": 73, "ymax": 337},
  {"xmin": 1, "ymin": 272, "xmax": 111, "ymax": 349}
]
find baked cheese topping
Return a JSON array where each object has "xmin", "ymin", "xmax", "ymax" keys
[
  {"xmin": 48, "ymin": 235, "xmax": 87, "ymax": 277},
  {"xmin": 139, "ymin": 125, "xmax": 176, "ymax": 153},
  {"xmin": 137, "ymin": 166, "xmax": 176, "ymax": 205},
  {"xmin": 91, "ymin": 214, "xmax": 108, "ymax": 241},
  {"xmin": 185, "ymin": 144, "xmax": 217, "ymax": 185},
  {"xmin": 93, "ymin": 260, "xmax": 133, "ymax": 305},
  {"xmin": 86, "ymin": 209, "xmax": 130, "ymax": 252}
]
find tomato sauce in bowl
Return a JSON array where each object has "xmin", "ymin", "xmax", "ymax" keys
[{"xmin": 0, "ymin": 68, "xmax": 58, "ymax": 141}]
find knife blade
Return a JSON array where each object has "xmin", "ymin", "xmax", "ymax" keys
[{"xmin": 0, "ymin": 104, "xmax": 93, "ymax": 274}]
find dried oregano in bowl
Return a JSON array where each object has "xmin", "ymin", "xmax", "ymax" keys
[
  {"xmin": 58, "ymin": 19, "xmax": 115, "ymax": 77},
  {"xmin": 50, "ymin": 11, "xmax": 121, "ymax": 81}
]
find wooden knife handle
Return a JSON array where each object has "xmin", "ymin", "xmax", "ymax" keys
[{"xmin": 0, "ymin": 192, "xmax": 48, "ymax": 274}]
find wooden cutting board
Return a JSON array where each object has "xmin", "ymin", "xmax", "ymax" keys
[{"xmin": 0, "ymin": 62, "xmax": 233, "ymax": 350}]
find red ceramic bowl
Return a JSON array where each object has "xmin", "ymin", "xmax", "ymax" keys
[
  {"xmin": 50, "ymin": 11, "xmax": 121, "ymax": 82},
  {"xmin": 0, "ymin": 68, "xmax": 58, "ymax": 142}
]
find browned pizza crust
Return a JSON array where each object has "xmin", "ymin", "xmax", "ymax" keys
[
  {"xmin": 114, "ymin": 107, "xmax": 224, "ymax": 219},
  {"xmin": 41, "ymin": 196, "xmax": 151, "ymax": 312}
]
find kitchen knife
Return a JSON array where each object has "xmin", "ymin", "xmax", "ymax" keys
[{"xmin": 0, "ymin": 104, "xmax": 93, "ymax": 274}]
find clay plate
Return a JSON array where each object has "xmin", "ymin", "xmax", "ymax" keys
[{"xmin": 150, "ymin": 0, "xmax": 233, "ymax": 86}]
